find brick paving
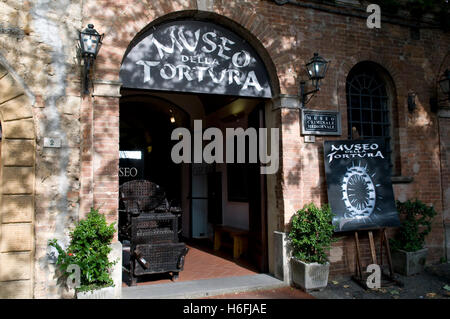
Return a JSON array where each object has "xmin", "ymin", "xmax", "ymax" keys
[{"xmin": 122, "ymin": 242, "xmax": 258, "ymax": 287}]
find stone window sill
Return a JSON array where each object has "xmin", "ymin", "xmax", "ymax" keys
[{"xmin": 391, "ymin": 176, "xmax": 413, "ymax": 184}]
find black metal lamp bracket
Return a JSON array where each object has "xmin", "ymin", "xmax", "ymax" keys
[
  {"xmin": 300, "ymin": 80, "xmax": 320, "ymax": 107},
  {"xmin": 83, "ymin": 55, "xmax": 94, "ymax": 95}
]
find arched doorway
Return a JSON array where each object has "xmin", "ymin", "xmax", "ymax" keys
[{"xmin": 118, "ymin": 14, "xmax": 276, "ymax": 286}]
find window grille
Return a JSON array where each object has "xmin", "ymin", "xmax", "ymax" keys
[{"xmin": 346, "ymin": 69, "xmax": 392, "ymax": 170}]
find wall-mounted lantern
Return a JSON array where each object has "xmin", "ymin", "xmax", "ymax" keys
[
  {"xmin": 300, "ymin": 52, "xmax": 330, "ymax": 107},
  {"xmin": 430, "ymin": 68, "xmax": 450, "ymax": 111},
  {"xmin": 79, "ymin": 24, "xmax": 104, "ymax": 95}
]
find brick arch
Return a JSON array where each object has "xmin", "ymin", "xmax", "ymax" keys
[
  {"xmin": 0, "ymin": 63, "xmax": 36, "ymax": 298},
  {"xmin": 123, "ymin": 10, "xmax": 281, "ymax": 95},
  {"xmin": 336, "ymin": 54, "xmax": 404, "ymax": 112},
  {"xmin": 92, "ymin": 3, "xmax": 281, "ymax": 95}
]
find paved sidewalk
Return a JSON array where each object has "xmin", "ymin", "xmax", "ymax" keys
[
  {"xmin": 121, "ymin": 274, "xmax": 288, "ymax": 299},
  {"xmin": 310, "ymin": 263, "xmax": 450, "ymax": 299},
  {"xmin": 121, "ymin": 263, "xmax": 450, "ymax": 299},
  {"xmin": 203, "ymin": 286, "xmax": 314, "ymax": 299}
]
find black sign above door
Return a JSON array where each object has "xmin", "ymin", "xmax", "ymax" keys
[
  {"xmin": 120, "ymin": 20, "xmax": 272, "ymax": 98},
  {"xmin": 323, "ymin": 139, "xmax": 400, "ymax": 232}
]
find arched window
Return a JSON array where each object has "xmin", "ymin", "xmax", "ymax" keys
[{"xmin": 346, "ymin": 62, "xmax": 398, "ymax": 173}]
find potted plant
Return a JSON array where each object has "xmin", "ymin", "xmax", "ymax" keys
[
  {"xmin": 288, "ymin": 203, "xmax": 335, "ymax": 291},
  {"xmin": 49, "ymin": 207, "xmax": 117, "ymax": 298},
  {"xmin": 390, "ymin": 199, "xmax": 437, "ymax": 276}
]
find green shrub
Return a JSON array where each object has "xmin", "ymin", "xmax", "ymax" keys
[
  {"xmin": 390, "ymin": 199, "xmax": 437, "ymax": 252},
  {"xmin": 288, "ymin": 203, "xmax": 335, "ymax": 264},
  {"xmin": 48, "ymin": 207, "xmax": 117, "ymax": 292}
]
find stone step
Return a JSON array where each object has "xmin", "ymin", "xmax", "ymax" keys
[{"xmin": 121, "ymin": 274, "xmax": 288, "ymax": 299}]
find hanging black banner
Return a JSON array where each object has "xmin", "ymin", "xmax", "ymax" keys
[
  {"xmin": 120, "ymin": 20, "xmax": 272, "ymax": 98},
  {"xmin": 323, "ymin": 139, "xmax": 400, "ymax": 232}
]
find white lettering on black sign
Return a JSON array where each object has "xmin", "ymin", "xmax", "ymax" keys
[
  {"xmin": 119, "ymin": 167, "xmax": 138, "ymax": 177},
  {"xmin": 301, "ymin": 110, "xmax": 342, "ymax": 136},
  {"xmin": 305, "ymin": 113, "xmax": 337, "ymax": 132},
  {"xmin": 120, "ymin": 20, "xmax": 272, "ymax": 98},
  {"xmin": 327, "ymin": 143, "xmax": 385, "ymax": 163}
]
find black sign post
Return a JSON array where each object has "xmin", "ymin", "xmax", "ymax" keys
[
  {"xmin": 120, "ymin": 20, "xmax": 272, "ymax": 98},
  {"xmin": 301, "ymin": 109, "xmax": 341, "ymax": 136},
  {"xmin": 323, "ymin": 139, "xmax": 400, "ymax": 232}
]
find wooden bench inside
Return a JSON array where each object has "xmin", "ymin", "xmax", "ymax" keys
[{"xmin": 213, "ymin": 225, "xmax": 249, "ymax": 259}]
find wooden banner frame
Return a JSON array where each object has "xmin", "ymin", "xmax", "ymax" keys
[{"xmin": 352, "ymin": 228, "xmax": 403, "ymax": 289}]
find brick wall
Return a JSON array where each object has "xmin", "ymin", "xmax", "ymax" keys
[
  {"xmin": 82, "ymin": 0, "xmax": 449, "ymax": 279},
  {"xmin": 92, "ymin": 96, "xmax": 120, "ymax": 231},
  {"xmin": 0, "ymin": 0, "xmax": 442, "ymax": 298},
  {"xmin": 439, "ymin": 114, "xmax": 450, "ymax": 261}
]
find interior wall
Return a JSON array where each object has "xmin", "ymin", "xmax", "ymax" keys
[{"xmin": 205, "ymin": 98, "xmax": 261, "ymax": 231}]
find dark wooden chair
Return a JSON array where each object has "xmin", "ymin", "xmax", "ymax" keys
[
  {"xmin": 120, "ymin": 180, "xmax": 168, "ymax": 213},
  {"xmin": 119, "ymin": 180, "xmax": 169, "ymax": 241}
]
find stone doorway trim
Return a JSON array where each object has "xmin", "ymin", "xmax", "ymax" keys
[{"xmin": 0, "ymin": 63, "xmax": 36, "ymax": 298}]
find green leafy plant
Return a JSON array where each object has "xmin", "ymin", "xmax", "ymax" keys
[
  {"xmin": 288, "ymin": 203, "xmax": 335, "ymax": 264},
  {"xmin": 48, "ymin": 207, "xmax": 117, "ymax": 292},
  {"xmin": 390, "ymin": 199, "xmax": 437, "ymax": 252}
]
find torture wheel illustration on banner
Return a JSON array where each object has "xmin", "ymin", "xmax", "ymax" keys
[{"xmin": 341, "ymin": 162, "xmax": 378, "ymax": 219}]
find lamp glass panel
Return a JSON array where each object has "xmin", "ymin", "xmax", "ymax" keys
[
  {"xmin": 315, "ymin": 61, "xmax": 327, "ymax": 79},
  {"xmin": 82, "ymin": 33, "xmax": 99, "ymax": 54},
  {"xmin": 306, "ymin": 63, "xmax": 314, "ymax": 80}
]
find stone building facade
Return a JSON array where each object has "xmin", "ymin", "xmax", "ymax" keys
[{"xmin": 0, "ymin": 0, "xmax": 448, "ymax": 298}]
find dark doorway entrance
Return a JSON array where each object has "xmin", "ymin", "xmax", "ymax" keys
[
  {"xmin": 119, "ymin": 89, "xmax": 269, "ymax": 285},
  {"xmin": 119, "ymin": 95, "xmax": 189, "ymax": 206},
  {"xmin": 118, "ymin": 15, "xmax": 276, "ymax": 285}
]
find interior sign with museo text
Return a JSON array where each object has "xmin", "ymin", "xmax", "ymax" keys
[
  {"xmin": 323, "ymin": 139, "xmax": 400, "ymax": 232},
  {"xmin": 119, "ymin": 150, "xmax": 144, "ymax": 185},
  {"xmin": 120, "ymin": 20, "xmax": 272, "ymax": 98},
  {"xmin": 301, "ymin": 109, "xmax": 341, "ymax": 135}
]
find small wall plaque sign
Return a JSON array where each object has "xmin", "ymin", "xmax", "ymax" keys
[
  {"xmin": 301, "ymin": 109, "xmax": 342, "ymax": 136},
  {"xmin": 44, "ymin": 137, "xmax": 61, "ymax": 148}
]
